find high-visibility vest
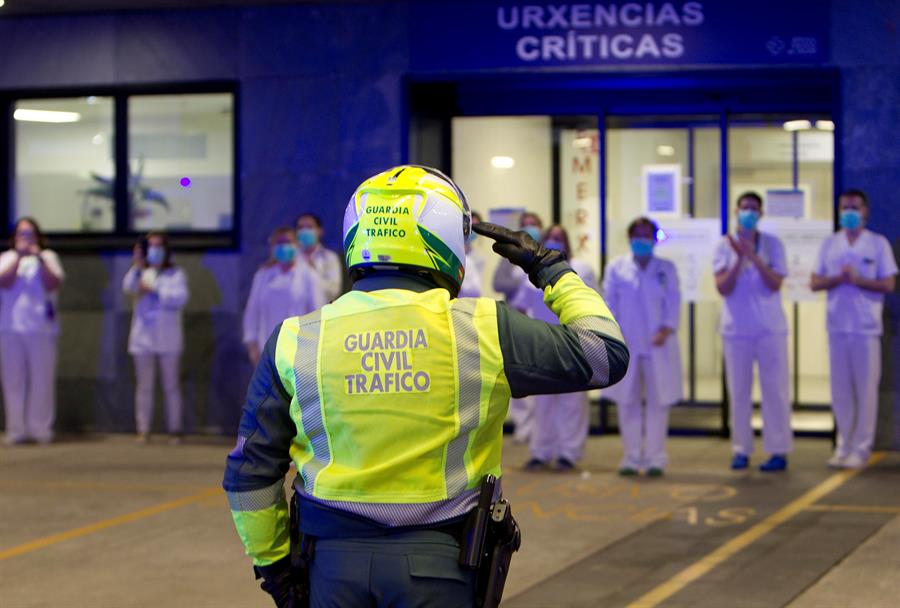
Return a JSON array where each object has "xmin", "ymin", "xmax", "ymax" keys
[{"xmin": 274, "ymin": 288, "xmax": 511, "ymax": 505}]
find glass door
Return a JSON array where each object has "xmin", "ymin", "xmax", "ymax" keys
[{"xmin": 605, "ymin": 115, "xmax": 725, "ymax": 433}]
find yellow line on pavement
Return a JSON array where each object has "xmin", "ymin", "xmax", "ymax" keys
[
  {"xmin": 806, "ymin": 504, "xmax": 900, "ymax": 514},
  {"xmin": 0, "ymin": 487, "xmax": 222, "ymax": 561},
  {"xmin": 627, "ymin": 452, "xmax": 886, "ymax": 608}
]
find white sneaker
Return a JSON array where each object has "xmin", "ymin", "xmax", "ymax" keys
[
  {"xmin": 826, "ymin": 453, "xmax": 846, "ymax": 469},
  {"xmin": 843, "ymin": 453, "xmax": 868, "ymax": 469}
]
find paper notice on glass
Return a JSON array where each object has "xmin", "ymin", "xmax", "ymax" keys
[
  {"xmin": 766, "ymin": 189, "xmax": 806, "ymax": 219},
  {"xmin": 759, "ymin": 218, "xmax": 833, "ymax": 302},
  {"xmin": 642, "ymin": 164, "xmax": 682, "ymax": 218},
  {"xmin": 653, "ymin": 218, "xmax": 722, "ymax": 302}
]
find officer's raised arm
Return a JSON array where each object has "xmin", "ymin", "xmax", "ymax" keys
[{"xmin": 473, "ymin": 222, "xmax": 629, "ymax": 397}]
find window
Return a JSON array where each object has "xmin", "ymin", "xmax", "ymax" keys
[
  {"xmin": 128, "ymin": 94, "xmax": 234, "ymax": 232},
  {"xmin": 14, "ymin": 96, "xmax": 115, "ymax": 232},
  {"xmin": 5, "ymin": 86, "xmax": 237, "ymax": 248}
]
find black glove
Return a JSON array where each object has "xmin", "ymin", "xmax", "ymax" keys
[
  {"xmin": 255, "ymin": 557, "xmax": 302, "ymax": 608},
  {"xmin": 472, "ymin": 222, "xmax": 569, "ymax": 288}
]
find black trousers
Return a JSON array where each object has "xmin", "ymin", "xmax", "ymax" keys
[{"xmin": 310, "ymin": 530, "xmax": 476, "ymax": 608}]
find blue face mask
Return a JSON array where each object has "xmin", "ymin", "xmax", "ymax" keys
[
  {"xmin": 630, "ymin": 238, "xmax": 654, "ymax": 258},
  {"xmin": 840, "ymin": 209, "xmax": 863, "ymax": 230},
  {"xmin": 522, "ymin": 226, "xmax": 542, "ymax": 241},
  {"xmin": 147, "ymin": 246, "xmax": 165, "ymax": 266},
  {"xmin": 737, "ymin": 209, "xmax": 760, "ymax": 231},
  {"xmin": 543, "ymin": 240, "xmax": 565, "ymax": 252},
  {"xmin": 272, "ymin": 243, "xmax": 297, "ymax": 264},
  {"xmin": 297, "ymin": 228, "xmax": 318, "ymax": 249}
]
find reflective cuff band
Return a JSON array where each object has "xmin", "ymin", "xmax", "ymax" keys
[{"xmin": 226, "ymin": 479, "xmax": 287, "ymax": 512}]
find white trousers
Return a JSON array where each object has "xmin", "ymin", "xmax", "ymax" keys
[
  {"xmin": 1, "ymin": 332, "xmax": 58, "ymax": 443},
  {"xmin": 133, "ymin": 352, "xmax": 183, "ymax": 434},
  {"xmin": 508, "ymin": 397, "xmax": 535, "ymax": 442},
  {"xmin": 829, "ymin": 333, "xmax": 881, "ymax": 460},
  {"xmin": 723, "ymin": 335, "xmax": 793, "ymax": 456},
  {"xmin": 616, "ymin": 355, "xmax": 670, "ymax": 469},
  {"xmin": 529, "ymin": 391, "xmax": 589, "ymax": 462}
]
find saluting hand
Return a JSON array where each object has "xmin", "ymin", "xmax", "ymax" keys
[{"xmin": 473, "ymin": 222, "xmax": 566, "ymax": 287}]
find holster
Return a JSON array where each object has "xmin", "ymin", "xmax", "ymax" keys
[
  {"xmin": 459, "ymin": 476, "xmax": 522, "ymax": 608},
  {"xmin": 287, "ymin": 492, "xmax": 315, "ymax": 608}
]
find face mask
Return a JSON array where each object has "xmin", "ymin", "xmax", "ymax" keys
[
  {"xmin": 840, "ymin": 209, "xmax": 862, "ymax": 230},
  {"xmin": 147, "ymin": 246, "xmax": 165, "ymax": 266},
  {"xmin": 297, "ymin": 228, "xmax": 318, "ymax": 248},
  {"xmin": 522, "ymin": 226, "xmax": 542, "ymax": 241},
  {"xmin": 737, "ymin": 209, "xmax": 760, "ymax": 231},
  {"xmin": 630, "ymin": 238, "xmax": 654, "ymax": 258},
  {"xmin": 543, "ymin": 239, "xmax": 565, "ymax": 252},
  {"xmin": 273, "ymin": 243, "xmax": 297, "ymax": 264}
]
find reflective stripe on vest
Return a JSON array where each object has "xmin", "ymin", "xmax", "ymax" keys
[{"xmin": 275, "ymin": 289, "xmax": 510, "ymax": 507}]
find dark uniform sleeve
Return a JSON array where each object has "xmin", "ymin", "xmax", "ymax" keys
[
  {"xmin": 497, "ymin": 263, "xmax": 629, "ymax": 398},
  {"xmin": 223, "ymin": 324, "xmax": 296, "ymax": 566}
]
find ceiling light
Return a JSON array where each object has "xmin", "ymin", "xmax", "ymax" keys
[
  {"xmin": 815, "ymin": 120, "xmax": 834, "ymax": 131},
  {"xmin": 92, "ymin": 133, "xmax": 105, "ymax": 145},
  {"xmin": 783, "ymin": 120, "xmax": 811, "ymax": 132},
  {"xmin": 14, "ymin": 109, "xmax": 82, "ymax": 123},
  {"xmin": 491, "ymin": 156, "xmax": 515, "ymax": 169},
  {"xmin": 86, "ymin": 96, "xmax": 98, "ymax": 105},
  {"xmin": 656, "ymin": 145, "xmax": 675, "ymax": 156},
  {"xmin": 0, "ymin": 1, "xmax": 6, "ymax": 8}
]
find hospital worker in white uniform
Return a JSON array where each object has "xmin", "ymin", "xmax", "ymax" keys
[
  {"xmin": 0, "ymin": 218, "xmax": 64, "ymax": 445},
  {"xmin": 812, "ymin": 189, "xmax": 898, "ymax": 469},
  {"xmin": 123, "ymin": 232, "xmax": 189, "ymax": 444},
  {"xmin": 603, "ymin": 217, "xmax": 682, "ymax": 476},
  {"xmin": 296, "ymin": 213, "xmax": 343, "ymax": 302},
  {"xmin": 493, "ymin": 211, "xmax": 544, "ymax": 443},
  {"xmin": 243, "ymin": 226, "xmax": 323, "ymax": 365},
  {"xmin": 511, "ymin": 224, "xmax": 598, "ymax": 471},
  {"xmin": 458, "ymin": 211, "xmax": 485, "ymax": 298},
  {"xmin": 713, "ymin": 192, "xmax": 792, "ymax": 472}
]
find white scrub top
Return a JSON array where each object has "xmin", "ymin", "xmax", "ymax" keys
[
  {"xmin": 123, "ymin": 265, "xmax": 189, "ymax": 354},
  {"xmin": 815, "ymin": 229, "xmax": 898, "ymax": 336},
  {"xmin": 602, "ymin": 254, "xmax": 683, "ymax": 407},
  {"xmin": 243, "ymin": 262, "xmax": 324, "ymax": 351},
  {"xmin": 712, "ymin": 231, "xmax": 788, "ymax": 337},
  {"xmin": 510, "ymin": 258, "xmax": 597, "ymax": 324},
  {"xmin": 0, "ymin": 249, "xmax": 65, "ymax": 335},
  {"xmin": 459, "ymin": 252, "xmax": 485, "ymax": 298},
  {"xmin": 303, "ymin": 246, "xmax": 342, "ymax": 303}
]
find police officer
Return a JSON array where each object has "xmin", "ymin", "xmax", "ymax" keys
[
  {"xmin": 223, "ymin": 166, "xmax": 629, "ymax": 608},
  {"xmin": 812, "ymin": 189, "xmax": 898, "ymax": 469}
]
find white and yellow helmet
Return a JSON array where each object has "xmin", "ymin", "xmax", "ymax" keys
[{"xmin": 342, "ymin": 165, "xmax": 471, "ymax": 295}]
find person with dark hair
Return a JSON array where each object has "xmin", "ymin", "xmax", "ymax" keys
[
  {"xmin": 296, "ymin": 213, "xmax": 342, "ymax": 302},
  {"xmin": 243, "ymin": 226, "xmax": 323, "ymax": 365},
  {"xmin": 603, "ymin": 217, "xmax": 682, "ymax": 476},
  {"xmin": 812, "ymin": 189, "xmax": 898, "ymax": 469},
  {"xmin": 0, "ymin": 218, "xmax": 65, "ymax": 445},
  {"xmin": 123, "ymin": 231, "xmax": 189, "ymax": 444},
  {"xmin": 713, "ymin": 192, "xmax": 792, "ymax": 472}
]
